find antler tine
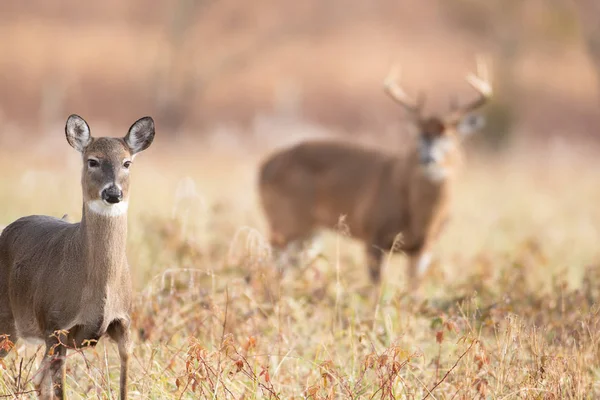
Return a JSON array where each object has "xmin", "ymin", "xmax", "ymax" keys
[
  {"xmin": 445, "ymin": 55, "xmax": 492, "ymax": 126},
  {"xmin": 383, "ymin": 64, "xmax": 423, "ymax": 118},
  {"xmin": 458, "ymin": 55, "xmax": 493, "ymax": 116}
]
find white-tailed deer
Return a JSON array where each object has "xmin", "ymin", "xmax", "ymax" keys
[
  {"xmin": 0, "ymin": 115, "xmax": 155, "ymax": 399},
  {"xmin": 258, "ymin": 59, "xmax": 492, "ymax": 287}
]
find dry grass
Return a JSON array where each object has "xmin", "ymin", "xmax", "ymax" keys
[{"xmin": 1, "ymin": 135, "xmax": 600, "ymax": 399}]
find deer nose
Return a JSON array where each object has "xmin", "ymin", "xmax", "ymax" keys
[
  {"xmin": 101, "ymin": 186, "xmax": 123, "ymax": 204},
  {"xmin": 421, "ymin": 154, "xmax": 435, "ymax": 165},
  {"xmin": 420, "ymin": 150, "xmax": 438, "ymax": 165}
]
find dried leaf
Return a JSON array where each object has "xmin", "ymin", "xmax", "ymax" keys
[{"xmin": 436, "ymin": 330, "xmax": 445, "ymax": 344}]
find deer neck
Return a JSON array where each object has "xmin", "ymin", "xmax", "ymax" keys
[{"xmin": 80, "ymin": 204, "xmax": 128, "ymax": 284}]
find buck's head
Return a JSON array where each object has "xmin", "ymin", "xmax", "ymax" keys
[
  {"xmin": 383, "ymin": 58, "xmax": 492, "ymax": 181},
  {"xmin": 65, "ymin": 115, "xmax": 155, "ymax": 217}
]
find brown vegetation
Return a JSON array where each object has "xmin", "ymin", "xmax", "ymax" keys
[{"xmin": 0, "ymin": 140, "xmax": 598, "ymax": 398}]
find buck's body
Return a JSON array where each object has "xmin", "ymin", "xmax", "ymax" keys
[
  {"xmin": 0, "ymin": 213, "xmax": 130, "ymax": 346},
  {"xmin": 259, "ymin": 59, "xmax": 491, "ymax": 286},
  {"xmin": 260, "ymin": 139, "xmax": 455, "ymax": 282}
]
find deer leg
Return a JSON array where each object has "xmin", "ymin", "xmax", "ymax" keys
[
  {"xmin": 269, "ymin": 243, "xmax": 290, "ymax": 274},
  {"xmin": 275, "ymin": 241, "xmax": 298, "ymax": 270},
  {"xmin": 34, "ymin": 334, "xmax": 65, "ymax": 400},
  {"xmin": 407, "ymin": 245, "xmax": 432, "ymax": 289},
  {"xmin": 49, "ymin": 340, "xmax": 67, "ymax": 399},
  {"xmin": 270, "ymin": 233, "xmax": 322, "ymax": 275},
  {"xmin": 365, "ymin": 245, "xmax": 384, "ymax": 283},
  {"xmin": 107, "ymin": 319, "xmax": 132, "ymax": 400},
  {"xmin": 268, "ymin": 231, "xmax": 289, "ymax": 272},
  {"xmin": 301, "ymin": 232, "xmax": 324, "ymax": 265},
  {"xmin": 34, "ymin": 355, "xmax": 52, "ymax": 400},
  {"xmin": 269, "ymin": 232, "xmax": 309, "ymax": 271},
  {"xmin": 0, "ymin": 282, "xmax": 17, "ymax": 358},
  {"xmin": 265, "ymin": 196, "xmax": 314, "ymax": 271}
]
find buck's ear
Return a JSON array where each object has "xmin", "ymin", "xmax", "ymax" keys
[
  {"xmin": 124, "ymin": 116, "xmax": 155, "ymax": 154},
  {"xmin": 457, "ymin": 113, "xmax": 485, "ymax": 138},
  {"xmin": 65, "ymin": 114, "xmax": 92, "ymax": 152}
]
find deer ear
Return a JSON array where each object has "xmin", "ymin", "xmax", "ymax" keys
[
  {"xmin": 456, "ymin": 114, "xmax": 485, "ymax": 138},
  {"xmin": 124, "ymin": 116, "xmax": 155, "ymax": 154},
  {"xmin": 65, "ymin": 114, "xmax": 92, "ymax": 152}
]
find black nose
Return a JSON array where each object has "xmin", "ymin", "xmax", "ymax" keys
[
  {"xmin": 102, "ymin": 186, "xmax": 123, "ymax": 204},
  {"xmin": 420, "ymin": 153, "xmax": 435, "ymax": 165}
]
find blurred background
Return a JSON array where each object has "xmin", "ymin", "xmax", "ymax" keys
[
  {"xmin": 1, "ymin": 1, "xmax": 600, "ymax": 289},
  {"xmin": 0, "ymin": 0, "xmax": 599, "ymax": 152}
]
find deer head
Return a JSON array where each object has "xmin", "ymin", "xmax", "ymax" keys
[
  {"xmin": 65, "ymin": 115, "xmax": 155, "ymax": 217},
  {"xmin": 383, "ymin": 57, "xmax": 492, "ymax": 179}
]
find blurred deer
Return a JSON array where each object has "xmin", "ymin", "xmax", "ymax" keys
[
  {"xmin": 0, "ymin": 114, "xmax": 155, "ymax": 399},
  {"xmin": 258, "ymin": 58, "xmax": 492, "ymax": 287}
]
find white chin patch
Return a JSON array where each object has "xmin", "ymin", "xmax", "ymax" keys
[
  {"xmin": 87, "ymin": 200, "xmax": 129, "ymax": 217},
  {"xmin": 424, "ymin": 165, "xmax": 449, "ymax": 182}
]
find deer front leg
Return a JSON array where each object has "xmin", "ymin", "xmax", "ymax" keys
[
  {"xmin": 108, "ymin": 319, "xmax": 132, "ymax": 400},
  {"xmin": 366, "ymin": 245, "xmax": 383, "ymax": 283},
  {"xmin": 49, "ymin": 342, "xmax": 67, "ymax": 399},
  {"xmin": 0, "ymin": 284, "xmax": 17, "ymax": 359},
  {"xmin": 407, "ymin": 243, "xmax": 433, "ymax": 290},
  {"xmin": 34, "ymin": 334, "xmax": 67, "ymax": 400}
]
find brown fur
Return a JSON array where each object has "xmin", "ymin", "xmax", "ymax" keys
[
  {"xmin": 0, "ymin": 114, "xmax": 154, "ymax": 400},
  {"xmin": 258, "ymin": 133, "xmax": 458, "ymax": 284},
  {"xmin": 259, "ymin": 64, "xmax": 491, "ymax": 287}
]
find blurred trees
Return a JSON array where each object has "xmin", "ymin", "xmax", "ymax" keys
[
  {"xmin": 438, "ymin": 0, "xmax": 529, "ymax": 150},
  {"xmin": 571, "ymin": 0, "xmax": 600, "ymax": 100},
  {"xmin": 441, "ymin": 0, "xmax": 568, "ymax": 150},
  {"xmin": 438, "ymin": 0, "xmax": 600, "ymax": 149},
  {"xmin": 155, "ymin": 0, "xmax": 334, "ymax": 134},
  {"xmin": 0, "ymin": 0, "xmax": 597, "ymax": 141}
]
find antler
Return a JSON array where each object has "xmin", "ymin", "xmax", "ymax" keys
[
  {"xmin": 448, "ymin": 55, "xmax": 493, "ymax": 122},
  {"xmin": 383, "ymin": 65, "xmax": 424, "ymax": 120}
]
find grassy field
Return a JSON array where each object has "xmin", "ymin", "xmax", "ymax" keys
[{"xmin": 1, "ymin": 137, "xmax": 600, "ymax": 399}]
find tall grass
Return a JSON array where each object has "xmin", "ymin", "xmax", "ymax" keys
[{"xmin": 1, "ymin": 139, "xmax": 599, "ymax": 399}]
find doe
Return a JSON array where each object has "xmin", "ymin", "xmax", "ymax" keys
[
  {"xmin": 0, "ymin": 115, "xmax": 155, "ymax": 399},
  {"xmin": 258, "ymin": 60, "xmax": 492, "ymax": 287}
]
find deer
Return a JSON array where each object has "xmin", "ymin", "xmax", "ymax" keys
[
  {"xmin": 258, "ymin": 59, "xmax": 492, "ymax": 288},
  {"xmin": 0, "ymin": 114, "xmax": 155, "ymax": 399}
]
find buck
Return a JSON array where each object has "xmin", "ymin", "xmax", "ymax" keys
[
  {"xmin": 258, "ymin": 60, "xmax": 492, "ymax": 287},
  {"xmin": 0, "ymin": 115, "xmax": 155, "ymax": 399}
]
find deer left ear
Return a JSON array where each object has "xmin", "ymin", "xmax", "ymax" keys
[
  {"xmin": 124, "ymin": 116, "xmax": 155, "ymax": 154},
  {"xmin": 65, "ymin": 114, "xmax": 92, "ymax": 153},
  {"xmin": 456, "ymin": 114, "xmax": 485, "ymax": 138}
]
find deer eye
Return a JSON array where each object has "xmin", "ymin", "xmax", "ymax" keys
[
  {"xmin": 123, "ymin": 161, "xmax": 132, "ymax": 169},
  {"xmin": 87, "ymin": 159, "xmax": 99, "ymax": 168}
]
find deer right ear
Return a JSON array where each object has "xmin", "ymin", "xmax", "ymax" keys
[
  {"xmin": 457, "ymin": 114, "xmax": 485, "ymax": 138},
  {"xmin": 124, "ymin": 116, "xmax": 155, "ymax": 155},
  {"xmin": 65, "ymin": 114, "xmax": 92, "ymax": 152}
]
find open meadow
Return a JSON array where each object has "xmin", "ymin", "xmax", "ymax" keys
[
  {"xmin": 1, "ymin": 132, "xmax": 600, "ymax": 399},
  {"xmin": 1, "ymin": 1, "xmax": 600, "ymax": 398}
]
